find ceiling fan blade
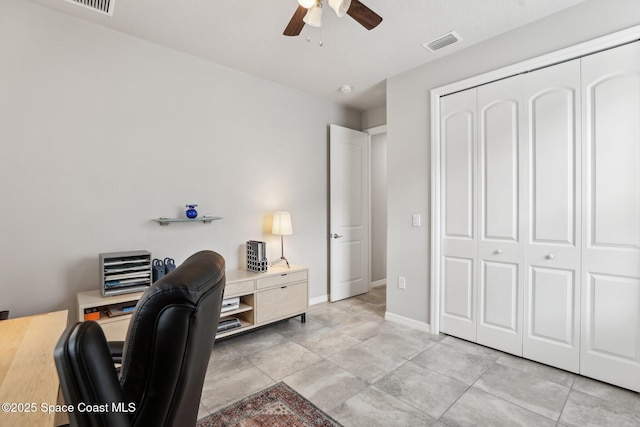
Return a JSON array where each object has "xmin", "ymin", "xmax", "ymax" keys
[
  {"xmin": 283, "ymin": 5, "xmax": 307, "ymax": 36},
  {"xmin": 347, "ymin": 0, "xmax": 382, "ymax": 30}
]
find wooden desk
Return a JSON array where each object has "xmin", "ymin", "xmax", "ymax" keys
[{"xmin": 0, "ymin": 310, "xmax": 68, "ymax": 427}]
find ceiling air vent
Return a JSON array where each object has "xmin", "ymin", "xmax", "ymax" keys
[
  {"xmin": 422, "ymin": 31, "xmax": 462, "ymax": 53},
  {"xmin": 65, "ymin": 0, "xmax": 115, "ymax": 16}
]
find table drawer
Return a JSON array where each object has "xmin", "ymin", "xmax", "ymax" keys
[
  {"xmin": 255, "ymin": 282, "xmax": 307, "ymax": 324},
  {"xmin": 224, "ymin": 279, "xmax": 254, "ymax": 296},
  {"xmin": 256, "ymin": 270, "xmax": 307, "ymax": 289}
]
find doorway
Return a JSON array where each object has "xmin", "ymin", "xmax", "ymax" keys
[
  {"xmin": 328, "ymin": 124, "xmax": 387, "ymax": 303},
  {"xmin": 368, "ymin": 126, "xmax": 387, "ymax": 290}
]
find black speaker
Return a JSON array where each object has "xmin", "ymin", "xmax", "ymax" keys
[
  {"xmin": 152, "ymin": 259, "xmax": 165, "ymax": 283},
  {"xmin": 164, "ymin": 258, "xmax": 176, "ymax": 275}
]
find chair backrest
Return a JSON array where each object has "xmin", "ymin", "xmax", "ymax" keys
[
  {"xmin": 55, "ymin": 250, "xmax": 225, "ymax": 427},
  {"xmin": 119, "ymin": 250, "xmax": 225, "ymax": 427}
]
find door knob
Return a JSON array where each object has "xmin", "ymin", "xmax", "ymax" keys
[
  {"xmin": 494, "ymin": 249, "xmax": 503, "ymax": 255},
  {"xmin": 546, "ymin": 254, "xmax": 555, "ymax": 260},
  {"xmin": 331, "ymin": 233, "xmax": 343, "ymax": 239}
]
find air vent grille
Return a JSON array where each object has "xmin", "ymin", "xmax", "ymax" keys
[
  {"xmin": 423, "ymin": 31, "xmax": 462, "ymax": 52},
  {"xmin": 65, "ymin": 0, "xmax": 114, "ymax": 15}
]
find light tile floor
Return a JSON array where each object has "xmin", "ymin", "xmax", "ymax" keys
[{"xmin": 198, "ymin": 286, "xmax": 640, "ymax": 426}]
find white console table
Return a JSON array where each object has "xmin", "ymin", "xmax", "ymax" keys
[{"xmin": 77, "ymin": 265, "xmax": 309, "ymax": 341}]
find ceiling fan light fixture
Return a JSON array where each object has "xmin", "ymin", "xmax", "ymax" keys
[
  {"xmin": 283, "ymin": 0, "xmax": 381, "ymax": 37},
  {"xmin": 297, "ymin": 0, "xmax": 316, "ymax": 8},
  {"xmin": 328, "ymin": 0, "xmax": 352, "ymax": 17},
  {"xmin": 303, "ymin": 3, "xmax": 323, "ymax": 28}
]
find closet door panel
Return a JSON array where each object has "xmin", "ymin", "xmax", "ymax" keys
[
  {"xmin": 477, "ymin": 75, "xmax": 525, "ymax": 355},
  {"xmin": 481, "ymin": 99, "xmax": 519, "ymax": 242},
  {"xmin": 587, "ymin": 80, "xmax": 640, "ymax": 249},
  {"xmin": 523, "ymin": 59, "xmax": 581, "ymax": 372},
  {"xmin": 528, "ymin": 267, "xmax": 575, "ymax": 342},
  {"xmin": 481, "ymin": 261, "xmax": 518, "ymax": 330},
  {"xmin": 440, "ymin": 88, "xmax": 478, "ymax": 341},
  {"xmin": 585, "ymin": 274, "xmax": 639, "ymax": 358},
  {"xmin": 529, "ymin": 90, "xmax": 577, "ymax": 245},
  {"xmin": 581, "ymin": 41, "xmax": 640, "ymax": 392},
  {"xmin": 582, "ymin": 270, "xmax": 640, "ymax": 392},
  {"xmin": 478, "ymin": 260, "xmax": 522, "ymax": 355},
  {"xmin": 526, "ymin": 265, "xmax": 578, "ymax": 371},
  {"xmin": 441, "ymin": 256, "xmax": 475, "ymax": 340},
  {"xmin": 443, "ymin": 111, "xmax": 475, "ymax": 239}
]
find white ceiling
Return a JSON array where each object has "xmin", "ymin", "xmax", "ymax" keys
[{"xmin": 25, "ymin": 0, "xmax": 585, "ymax": 111}]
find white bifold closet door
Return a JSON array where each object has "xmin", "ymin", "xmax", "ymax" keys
[
  {"xmin": 440, "ymin": 76, "xmax": 526, "ymax": 356},
  {"xmin": 522, "ymin": 59, "xmax": 582, "ymax": 373},
  {"xmin": 439, "ymin": 75, "xmax": 528, "ymax": 356},
  {"xmin": 476, "ymin": 75, "xmax": 526, "ymax": 356},
  {"xmin": 440, "ymin": 74, "xmax": 529, "ymax": 357},
  {"xmin": 439, "ymin": 41, "xmax": 640, "ymax": 391},
  {"xmin": 440, "ymin": 88, "xmax": 478, "ymax": 343},
  {"xmin": 579, "ymin": 41, "xmax": 640, "ymax": 392}
]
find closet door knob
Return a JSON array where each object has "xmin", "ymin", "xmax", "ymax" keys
[
  {"xmin": 546, "ymin": 254, "xmax": 555, "ymax": 260},
  {"xmin": 494, "ymin": 249, "xmax": 503, "ymax": 255}
]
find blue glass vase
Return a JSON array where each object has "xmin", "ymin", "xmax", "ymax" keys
[{"xmin": 185, "ymin": 204, "xmax": 198, "ymax": 219}]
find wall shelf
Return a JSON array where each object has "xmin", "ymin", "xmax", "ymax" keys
[{"xmin": 152, "ymin": 216, "xmax": 223, "ymax": 226}]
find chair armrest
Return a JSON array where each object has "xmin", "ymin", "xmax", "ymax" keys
[
  {"xmin": 54, "ymin": 321, "xmax": 131, "ymax": 427},
  {"xmin": 107, "ymin": 341, "xmax": 124, "ymax": 364}
]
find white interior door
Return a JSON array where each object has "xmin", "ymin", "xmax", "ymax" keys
[
  {"xmin": 476, "ymin": 75, "xmax": 526, "ymax": 356},
  {"xmin": 439, "ymin": 89, "xmax": 478, "ymax": 342},
  {"xmin": 522, "ymin": 59, "xmax": 581, "ymax": 372},
  {"xmin": 580, "ymin": 42, "xmax": 640, "ymax": 392},
  {"xmin": 329, "ymin": 124, "xmax": 370, "ymax": 302}
]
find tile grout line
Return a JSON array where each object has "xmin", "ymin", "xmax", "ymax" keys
[{"xmin": 556, "ymin": 373, "xmax": 577, "ymax": 425}]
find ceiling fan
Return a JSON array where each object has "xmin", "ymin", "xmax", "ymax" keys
[{"xmin": 283, "ymin": 0, "xmax": 383, "ymax": 36}]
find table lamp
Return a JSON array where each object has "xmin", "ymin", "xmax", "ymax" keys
[{"xmin": 272, "ymin": 211, "xmax": 293, "ymax": 268}]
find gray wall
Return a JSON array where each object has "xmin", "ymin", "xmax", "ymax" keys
[
  {"xmin": 385, "ymin": 0, "xmax": 640, "ymax": 325},
  {"xmin": 0, "ymin": 0, "xmax": 361, "ymax": 319},
  {"xmin": 362, "ymin": 105, "xmax": 386, "ymax": 130}
]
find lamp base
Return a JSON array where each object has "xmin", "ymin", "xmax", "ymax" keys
[{"xmin": 271, "ymin": 256, "xmax": 290, "ymax": 268}]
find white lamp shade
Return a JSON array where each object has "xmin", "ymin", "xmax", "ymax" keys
[
  {"xmin": 303, "ymin": 3, "xmax": 322, "ymax": 28},
  {"xmin": 297, "ymin": 0, "xmax": 316, "ymax": 8},
  {"xmin": 272, "ymin": 212, "xmax": 293, "ymax": 236},
  {"xmin": 328, "ymin": 0, "xmax": 351, "ymax": 17}
]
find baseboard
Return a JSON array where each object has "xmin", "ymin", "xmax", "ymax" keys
[
  {"xmin": 370, "ymin": 279, "xmax": 386, "ymax": 288},
  {"xmin": 309, "ymin": 295, "xmax": 328, "ymax": 306},
  {"xmin": 384, "ymin": 312, "xmax": 432, "ymax": 334}
]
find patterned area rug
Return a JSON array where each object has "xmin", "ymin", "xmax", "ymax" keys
[{"xmin": 197, "ymin": 382, "xmax": 343, "ymax": 427}]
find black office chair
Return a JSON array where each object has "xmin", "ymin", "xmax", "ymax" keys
[{"xmin": 54, "ymin": 250, "xmax": 226, "ymax": 427}]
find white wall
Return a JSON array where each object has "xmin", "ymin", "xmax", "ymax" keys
[
  {"xmin": 0, "ymin": 0, "xmax": 361, "ymax": 319},
  {"xmin": 386, "ymin": 0, "xmax": 640, "ymax": 325}
]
